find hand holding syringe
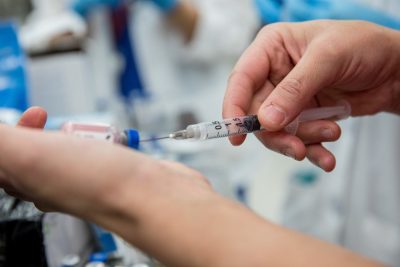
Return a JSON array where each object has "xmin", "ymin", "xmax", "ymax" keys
[
  {"xmin": 151, "ymin": 101, "xmax": 351, "ymax": 141},
  {"xmin": 62, "ymin": 101, "xmax": 351, "ymax": 146}
]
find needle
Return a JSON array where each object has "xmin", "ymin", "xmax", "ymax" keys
[
  {"xmin": 140, "ymin": 136, "xmax": 171, "ymax": 142},
  {"xmin": 140, "ymin": 131, "xmax": 190, "ymax": 142}
]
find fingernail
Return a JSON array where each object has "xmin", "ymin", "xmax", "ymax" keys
[
  {"xmin": 321, "ymin": 128, "xmax": 334, "ymax": 139},
  {"xmin": 264, "ymin": 105, "xmax": 286, "ymax": 128},
  {"xmin": 283, "ymin": 147, "xmax": 296, "ymax": 160}
]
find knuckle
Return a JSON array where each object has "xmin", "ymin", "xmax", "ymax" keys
[
  {"xmin": 257, "ymin": 23, "xmax": 288, "ymax": 45},
  {"xmin": 228, "ymin": 70, "xmax": 256, "ymax": 91},
  {"xmin": 258, "ymin": 24, "xmax": 274, "ymax": 37},
  {"xmin": 259, "ymin": 22, "xmax": 288, "ymax": 36},
  {"xmin": 312, "ymin": 37, "xmax": 345, "ymax": 61},
  {"xmin": 277, "ymin": 78, "xmax": 303, "ymax": 101}
]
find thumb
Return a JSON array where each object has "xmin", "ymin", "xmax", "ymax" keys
[
  {"xmin": 18, "ymin": 107, "xmax": 47, "ymax": 129},
  {"xmin": 258, "ymin": 48, "xmax": 337, "ymax": 131}
]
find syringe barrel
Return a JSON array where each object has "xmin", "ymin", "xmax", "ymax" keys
[
  {"xmin": 298, "ymin": 100, "xmax": 351, "ymax": 122},
  {"xmin": 186, "ymin": 123, "xmax": 207, "ymax": 140},
  {"xmin": 180, "ymin": 101, "xmax": 351, "ymax": 140},
  {"xmin": 285, "ymin": 101, "xmax": 351, "ymax": 135},
  {"xmin": 186, "ymin": 115, "xmax": 261, "ymax": 140}
]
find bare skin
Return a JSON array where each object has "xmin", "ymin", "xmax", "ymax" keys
[
  {"xmin": 0, "ymin": 106, "xmax": 380, "ymax": 267},
  {"xmin": 224, "ymin": 20, "xmax": 400, "ymax": 171},
  {"xmin": 1, "ymin": 20, "xmax": 398, "ymax": 266}
]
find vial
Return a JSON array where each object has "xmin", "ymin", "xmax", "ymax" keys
[{"xmin": 61, "ymin": 122, "xmax": 140, "ymax": 150}]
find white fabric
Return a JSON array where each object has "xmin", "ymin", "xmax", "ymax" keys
[
  {"xmin": 283, "ymin": 114, "xmax": 400, "ymax": 266},
  {"xmin": 282, "ymin": 2, "xmax": 400, "ymax": 265},
  {"xmin": 43, "ymin": 213, "xmax": 94, "ymax": 267},
  {"xmin": 20, "ymin": 0, "xmax": 86, "ymax": 53},
  {"xmin": 130, "ymin": 0, "xmax": 259, "ymax": 124},
  {"xmin": 128, "ymin": 0, "xmax": 261, "ymax": 196}
]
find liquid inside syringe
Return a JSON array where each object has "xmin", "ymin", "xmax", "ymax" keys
[{"xmin": 168, "ymin": 115, "xmax": 261, "ymax": 141}]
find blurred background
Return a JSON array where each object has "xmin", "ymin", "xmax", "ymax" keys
[{"xmin": 0, "ymin": 0, "xmax": 399, "ymax": 266}]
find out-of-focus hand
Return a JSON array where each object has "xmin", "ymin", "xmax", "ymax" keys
[
  {"xmin": 223, "ymin": 20, "xmax": 400, "ymax": 171},
  {"xmin": 285, "ymin": 0, "xmax": 400, "ymax": 29}
]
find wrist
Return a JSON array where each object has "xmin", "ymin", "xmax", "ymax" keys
[
  {"xmin": 97, "ymin": 162, "xmax": 234, "ymax": 267},
  {"xmin": 71, "ymin": 152, "xmax": 162, "ymax": 236}
]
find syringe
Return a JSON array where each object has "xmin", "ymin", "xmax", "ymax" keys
[
  {"xmin": 159, "ymin": 101, "xmax": 351, "ymax": 141},
  {"xmin": 61, "ymin": 102, "xmax": 351, "ymax": 145}
]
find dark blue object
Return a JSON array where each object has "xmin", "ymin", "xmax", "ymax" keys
[
  {"xmin": 91, "ymin": 225, "xmax": 117, "ymax": 253},
  {"xmin": 111, "ymin": 4, "xmax": 147, "ymax": 103},
  {"xmin": 0, "ymin": 22, "xmax": 29, "ymax": 111},
  {"xmin": 125, "ymin": 128, "xmax": 140, "ymax": 149},
  {"xmin": 89, "ymin": 252, "xmax": 109, "ymax": 263},
  {"xmin": 235, "ymin": 184, "xmax": 248, "ymax": 205}
]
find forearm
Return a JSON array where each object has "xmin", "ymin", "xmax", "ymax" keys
[
  {"xmin": 0, "ymin": 125, "xmax": 384, "ymax": 267},
  {"xmin": 103, "ymin": 185, "xmax": 382, "ymax": 267},
  {"xmin": 166, "ymin": 1, "xmax": 198, "ymax": 43}
]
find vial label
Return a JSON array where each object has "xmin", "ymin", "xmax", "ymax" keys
[
  {"xmin": 62, "ymin": 122, "xmax": 116, "ymax": 143},
  {"xmin": 72, "ymin": 130, "xmax": 114, "ymax": 142}
]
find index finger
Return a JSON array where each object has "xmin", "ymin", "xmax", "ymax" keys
[{"xmin": 222, "ymin": 28, "xmax": 272, "ymax": 145}]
